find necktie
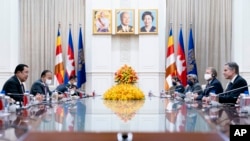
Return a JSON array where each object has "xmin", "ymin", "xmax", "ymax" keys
[
  {"xmin": 20, "ymin": 83, "xmax": 25, "ymax": 93},
  {"xmin": 226, "ymin": 82, "xmax": 233, "ymax": 91},
  {"xmin": 44, "ymin": 86, "xmax": 47, "ymax": 95}
]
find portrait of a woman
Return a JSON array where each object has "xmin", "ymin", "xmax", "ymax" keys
[
  {"xmin": 139, "ymin": 10, "xmax": 157, "ymax": 33},
  {"xmin": 93, "ymin": 10, "xmax": 112, "ymax": 34}
]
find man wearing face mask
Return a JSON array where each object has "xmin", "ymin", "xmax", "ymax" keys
[
  {"xmin": 30, "ymin": 70, "xmax": 53, "ymax": 101},
  {"xmin": 184, "ymin": 74, "xmax": 203, "ymax": 99},
  {"xmin": 171, "ymin": 76, "xmax": 185, "ymax": 93},
  {"xmin": 55, "ymin": 75, "xmax": 78, "ymax": 95},
  {"xmin": 194, "ymin": 67, "xmax": 224, "ymax": 101}
]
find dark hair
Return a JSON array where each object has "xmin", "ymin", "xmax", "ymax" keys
[
  {"xmin": 172, "ymin": 76, "xmax": 181, "ymax": 82},
  {"xmin": 41, "ymin": 70, "xmax": 52, "ymax": 78},
  {"xmin": 141, "ymin": 11, "xmax": 154, "ymax": 21},
  {"xmin": 14, "ymin": 64, "xmax": 28, "ymax": 74},
  {"xmin": 225, "ymin": 62, "xmax": 239, "ymax": 74},
  {"xmin": 209, "ymin": 67, "xmax": 217, "ymax": 77},
  {"xmin": 69, "ymin": 75, "xmax": 77, "ymax": 80}
]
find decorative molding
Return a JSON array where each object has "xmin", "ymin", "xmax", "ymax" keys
[{"xmin": 120, "ymin": 36, "xmax": 131, "ymax": 63}]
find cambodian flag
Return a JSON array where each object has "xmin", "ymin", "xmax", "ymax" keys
[
  {"xmin": 64, "ymin": 28, "xmax": 75, "ymax": 84},
  {"xmin": 176, "ymin": 28, "xmax": 187, "ymax": 86}
]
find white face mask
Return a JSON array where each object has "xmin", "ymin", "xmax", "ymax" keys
[
  {"xmin": 45, "ymin": 79, "xmax": 52, "ymax": 85},
  {"xmin": 204, "ymin": 74, "xmax": 212, "ymax": 81}
]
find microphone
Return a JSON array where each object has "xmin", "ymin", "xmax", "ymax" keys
[
  {"xmin": 217, "ymin": 84, "xmax": 250, "ymax": 96},
  {"xmin": 7, "ymin": 93, "xmax": 24, "ymax": 95},
  {"xmin": 160, "ymin": 87, "xmax": 183, "ymax": 98},
  {"xmin": 204, "ymin": 85, "xmax": 214, "ymax": 90},
  {"xmin": 191, "ymin": 86, "xmax": 213, "ymax": 94}
]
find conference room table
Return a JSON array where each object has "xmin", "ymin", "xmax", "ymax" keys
[{"xmin": 0, "ymin": 95, "xmax": 249, "ymax": 141}]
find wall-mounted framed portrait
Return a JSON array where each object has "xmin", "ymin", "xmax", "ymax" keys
[
  {"xmin": 115, "ymin": 9, "xmax": 135, "ymax": 34},
  {"xmin": 93, "ymin": 9, "xmax": 112, "ymax": 34},
  {"xmin": 138, "ymin": 9, "xmax": 158, "ymax": 34}
]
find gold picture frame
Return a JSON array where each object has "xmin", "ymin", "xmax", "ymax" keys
[
  {"xmin": 138, "ymin": 9, "xmax": 158, "ymax": 34},
  {"xmin": 115, "ymin": 9, "xmax": 135, "ymax": 34},
  {"xmin": 93, "ymin": 9, "xmax": 112, "ymax": 34}
]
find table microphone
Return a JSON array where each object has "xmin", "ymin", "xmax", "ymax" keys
[
  {"xmin": 160, "ymin": 87, "xmax": 183, "ymax": 98},
  {"xmin": 7, "ymin": 93, "xmax": 24, "ymax": 95},
  {"xmin": 217, "ymin": 84, "xmax": 250, "ymax": 96},
  {"xmin": 191, "ymin": 86, "xmax": 214, "ymax": 94}
]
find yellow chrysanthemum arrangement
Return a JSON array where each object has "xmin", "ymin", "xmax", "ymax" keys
[
  {"xmin": 103, "ymin": 64, "xmax": 145, "ymax": 100},
  {"xmin": 103, "ymin": 100, "xmax": 144, "ymax": 122}
]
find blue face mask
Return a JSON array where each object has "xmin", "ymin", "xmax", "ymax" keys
[{"xmin": 187, "ymin": 80, "xmax": 194, "ymax": 86}]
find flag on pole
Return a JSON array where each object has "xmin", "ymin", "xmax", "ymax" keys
[
  {"xmin": 187, "ymin": 28, "xmax": 198, "ymax": 76},
  {"xmin": 176, "ymin": 28, "xmax": 187, "ymax": 86},
  {"xmin": 64, "ymin": 27, "xmax": 76, "ymax": 84},
  {"xmin": 54, "ymin": 27, "xmax": 64, "ymax": 85},
  {"xmin": 77, "ymin": 27, "xmax": 86, "ymax": 88},
  {"xmin": 165, "ymin": 28, "xmax": 177, "ymax": 90}
]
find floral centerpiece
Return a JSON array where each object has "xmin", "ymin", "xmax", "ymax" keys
[
  {"xmin": 103, "ymin": 64, "xmax": 145, "ymax": 100},
  {"xmin": 103, "ymin": 65, "xmax": 145, "ymax": 121}
]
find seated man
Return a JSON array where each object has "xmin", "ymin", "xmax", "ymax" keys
[
  {"xmin": 184, "ymin": 74, "xmax": 203, "ymax": 100},
  {"xmin": 219, "ymin": 62, "xmax": 248, "ymax": 103},
  {"xmin": 2, "ymin": 64, "xmax": 29, "ymax": 102},
  {"xmin": 55, "ymin": 75, "xmax": 78, "ymax": 95},
  {"xmin": 171, "ymin": 76, "xmax": 185, "ymax": 99},
  {"xmin": 30, "ymin": 70, "xmax": 53, "ymax": 101},
  {"xmin": 194, "ymin": 67, "xmax": 224, "ymax": 101}
]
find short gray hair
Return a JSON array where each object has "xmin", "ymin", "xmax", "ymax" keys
[{"xmin": 187, "ymin": 74, "xmax": 198, "ymax": 82}]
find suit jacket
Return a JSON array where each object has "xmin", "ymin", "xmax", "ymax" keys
[
  {"xmin": 196, "ymin": 78, "xmax": 224, "ymax": 100},
  {"xmin": 117, "ymin": 25, "xmax": 134, "ymax": 32},
  {"xmin": 56, "ymin": 84, "xmax": 77, "ymax": 93},
  {"xmin": 140, "ymin": 26, "xmax": 156, "ymax": 32},
  {"xmin": 2, "ymin": 75, "xmax": 24, "ymax": 102},
  {"xmin": 219, "ymin": 75, "xmax": 248, "ymax": 103},
  {"xmin": 30, "ymin": 79, "xmax": 51, "ymax": 96},
  {"xmin": 184, "ymin": 82, "xmax": 203, "ymax": 97}
]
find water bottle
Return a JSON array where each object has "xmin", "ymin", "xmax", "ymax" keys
[
  {"xmin": 209, "ymin": 90, "xmax": 217, "ymax": 102},
  {"xmin": 46, "ymin": 92, "xmax": 50, "ymax": 101},
  {"xmin": 239, "ymin": 93, "xmax": 246, "ymax": 111},
  {"xmin": 240, "ymin": 91, "xmax": 249, "ymax": 113}
]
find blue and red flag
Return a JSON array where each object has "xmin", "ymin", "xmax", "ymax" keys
[
  {"xmin": 176, "ymin": 28, "xmax": 187, "ymax": 86},
  {"xmin": 64, "ymin": 28, "xmax": 75, "ymax": 84}
]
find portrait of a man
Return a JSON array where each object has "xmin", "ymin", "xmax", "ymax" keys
[
  {"xmin": 93, "ymin": 10, "xmax": 112, "ymax": 34},
  {"xmin": 139, "ymin": 9, "xmax": 158, "ymax": 34},
  {"xmin": 116, "ymin": 9, "xmax": 134, "ymax": 34}
]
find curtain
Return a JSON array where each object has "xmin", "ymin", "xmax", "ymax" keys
[
  {"xmin": 20, "ymin": 0, "xmax": 85, "ymax": 89},
  {"xmin": 19, "ymin": 0, "xmax": 232, "ymax": 89},
  {"xmin": 166, "ymin": 0, "xmax": 232, "ymax": 86}
]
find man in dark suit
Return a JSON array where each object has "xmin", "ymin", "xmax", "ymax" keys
[
  {"xmin": 2, "ymin": 64, "xmax": 29, "ymax": 102},
  {"xmin": 194, "ymin": 67, "xmax": 224, "ymax": 100},
  {"xmin": 117, "ymin": 11, "xmax": 134, "ymax": 33},
  {"xmin": 55, "ymin": 75, "xmax": 78, "ymax": 95},
  {"xmin": 30, "ymin": 70, "xmax": 53, "ymax": 100},
  {"xmin": 219, "ymin": 62, "xmax": 248, "ymax": 103}
]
